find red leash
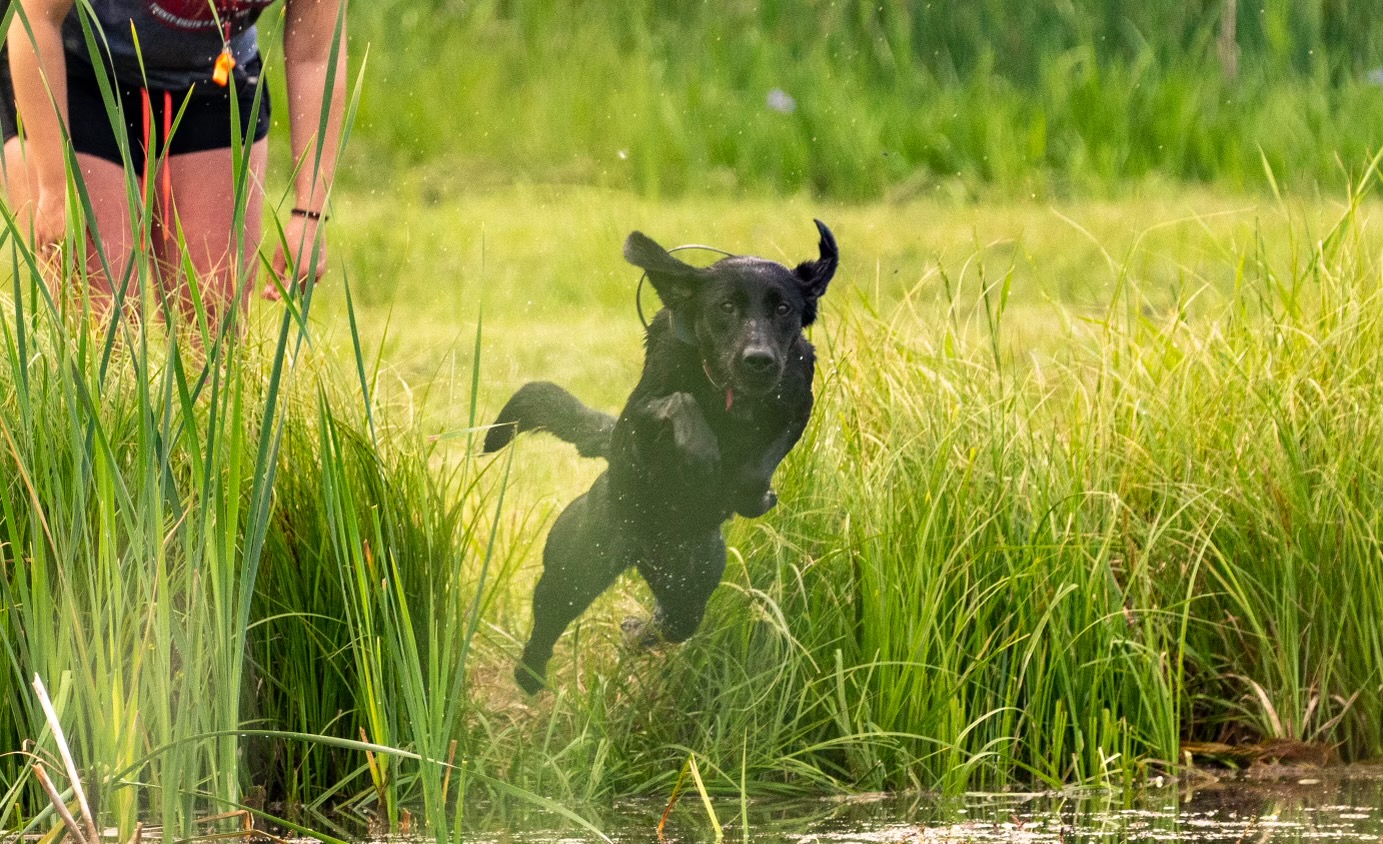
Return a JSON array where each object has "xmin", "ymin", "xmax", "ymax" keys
[{"xmin": 138, "ymin": 89, "xmax": 175, "ymax": 243}]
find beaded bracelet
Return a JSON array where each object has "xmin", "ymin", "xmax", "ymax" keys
[{"xmin": 291, "ymin": 207, "xmax": 329, "ymax": 221}]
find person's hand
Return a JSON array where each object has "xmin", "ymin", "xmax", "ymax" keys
[
  {"xmin": 263, "ymin": 211, "xmax": 328, "ymax": 300},
  {"xmin": 31, "ymin": 190, "xmax": 67, "ymax": 265}
]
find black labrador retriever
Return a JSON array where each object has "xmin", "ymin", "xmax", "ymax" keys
[{"xmin": 484, "ymin": 220, "xmax": 838, "ymax": 693}]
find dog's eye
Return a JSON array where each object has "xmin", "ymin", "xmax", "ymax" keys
[
  {"xmin": 719, "ymin": 301, "xmax": 736, "ymax": 313},
  {"xmin": 775, "ymin": 302, "xmax": 791, "ymax": 316}
]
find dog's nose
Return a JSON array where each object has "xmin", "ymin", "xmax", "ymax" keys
[{"xmin": 741, "ymin": 349, "xmax": 777, "ymax": 374}]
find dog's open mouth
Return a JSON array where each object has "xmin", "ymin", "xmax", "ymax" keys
[
  {"xmin": 702, "ymin": 359, "xmax": 778, "ymax": 408},
  {"xmin": 704, "ymin": 358, "xmax": 778, "ymax": 401}
]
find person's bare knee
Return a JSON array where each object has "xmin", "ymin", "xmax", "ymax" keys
[
  {"xmin": 71, "ymin": 153, "xmax": 138, "ymax": 306},
  {"xmin": 159, "ymin": 141, "xmax": 267, "ymax": 323},
  {"xmin": 2, "ymin": 137, "xmax": 38, "ymax": 223}
]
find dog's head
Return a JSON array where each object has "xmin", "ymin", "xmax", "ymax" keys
[{"xmin": 623, "ymin": 220, "xmax": 838, "ymax": 400}]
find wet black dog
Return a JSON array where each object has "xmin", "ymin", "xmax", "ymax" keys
[{"xmin": 484, "ymin": 221, "xmax": 838, "ymax": 693}]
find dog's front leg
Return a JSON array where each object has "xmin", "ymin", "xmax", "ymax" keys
[
  {"xmin": 642, "ymin": 392, "xmax": 721, "ymax": 485},
  {"xmin": 732, "ymin": 402, "xmax": 812, "ymax": 518},
  {"xmin": 731, "ymin": 439, "xmax": 788, "ymax": 518}
]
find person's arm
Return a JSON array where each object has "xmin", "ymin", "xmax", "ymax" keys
[
  {"xmin": 271, "ymin": 0, "xmax": 347, "ymax": 287},
  {"xmin": 8, "ymin": 0, "xmax": 75, "ymax": 249}
]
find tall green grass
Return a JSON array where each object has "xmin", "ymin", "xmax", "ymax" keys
[
  {"xmin": 0, "ymin": 271, "xmax": 519, "ymax": 839},
  {"xmin": 379, "ymin": 182, "xmax": 1383, "ymax": 800},
  {"xmin": 515, "ymin": 184, "xmax": 1383, "ymax": 794},
  {"xmin": 7, "ymin": 171, "xmax": 1383, "ymax": 836},
  {"xmin": 0, "ymin": 5, "xmax": 527, "ymax": 841}
]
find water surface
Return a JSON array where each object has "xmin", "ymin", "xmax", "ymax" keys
[{"xmin": 453, "ymin": 772, "xmax": 1383, "ymax": 843}]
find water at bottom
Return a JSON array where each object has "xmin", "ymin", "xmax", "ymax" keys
[{"xmin": 443, "ymin": 772, "xmax": 1383, "ymax": 844}]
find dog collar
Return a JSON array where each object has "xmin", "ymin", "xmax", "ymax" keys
[
  {"xmin": 666, "ymin": 310, "xmax": 733, "ymax": 410},
  {"xmin": 675, "ymin": 314, "xmax": 730, "ymax": 408},
  {"xmin": 702, "ymin": 360, "xmax": 734, "ymax": 411}
]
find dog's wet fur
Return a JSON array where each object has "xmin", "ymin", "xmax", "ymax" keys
[{"xmin": 483, "ymin": 221, "xmax": 838, "ymax": 693}]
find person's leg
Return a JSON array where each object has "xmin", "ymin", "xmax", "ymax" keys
[
  {"xmin": 155, "ymin": 138, "xmax": 268, "ymax": 332},
  {"xmin": 0, "ymin": 41, "xmax": 34, "ymax": 230},
  {"xmin": 2, "ymin": 129, "xmax": 137, "ymax": 314},
  {"xmin": 74, "ymin": 151, "xmax": 137, "ymax": 311},
  {"xmin": 2, "ymin": 136, "xmax": 38, "ymax": 223}
]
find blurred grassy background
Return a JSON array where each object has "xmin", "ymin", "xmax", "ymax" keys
[{"xmin": 319, "ymin": 0, "xmax": 1383, "ymax": 201}]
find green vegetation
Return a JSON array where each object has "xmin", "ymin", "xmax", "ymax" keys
[
  {"xmin": 5, "ymin": 1, "xmax": 1383, "ymax": 841},
  {"xmin": 342, "ymin": 0, "xmax": 1383, "ymax": 199},
  {"xmin": 318, "ymin": 185, "xmax": 1383, "ymax": 797}
]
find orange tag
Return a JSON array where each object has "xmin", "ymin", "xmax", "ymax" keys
[{"xmin": 213, "ymin": 47, "xmax": 235, "ymax": 86}]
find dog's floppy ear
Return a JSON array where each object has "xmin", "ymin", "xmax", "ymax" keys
[
  {"xmin": 625, "ymin": 231, "xmax": 703, "ymax": 311},
  {"xmin": 793, "ymin": 219, "xmax": 838, "ymax": 326}
]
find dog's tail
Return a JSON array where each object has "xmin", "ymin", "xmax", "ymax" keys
[{"xmin": 482, "ymin": 381, "xmax": 615, "ymax": 459}]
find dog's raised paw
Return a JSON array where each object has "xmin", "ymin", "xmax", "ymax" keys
[
  {"xmin": 650, "ymin": 392, "xmax": 722, "ymax": 484},
  {"xmin": 736, "ymin": 488, "xmax": 778, "ymax": 518}
]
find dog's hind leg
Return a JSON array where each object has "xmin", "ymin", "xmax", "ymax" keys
[
  {"xmin": 517, "ymin": 548, "xmax": 625, "ymax": 694},
  {"xmin": 515, "ymin": 478, "xmax": 627, "ymax": 694},
  {"xmin": 633, "ymin": 532, "xmax": 728, "ymax": 646}
]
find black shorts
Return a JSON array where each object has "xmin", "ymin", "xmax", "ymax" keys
[{"xmin": 0, "ymin": 46, "xmax": 271, "ymax": 171}]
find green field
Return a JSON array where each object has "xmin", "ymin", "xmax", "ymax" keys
[{"xmin": 5, "ymin": 1, "xmax": 1383, "ymax": 840}]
